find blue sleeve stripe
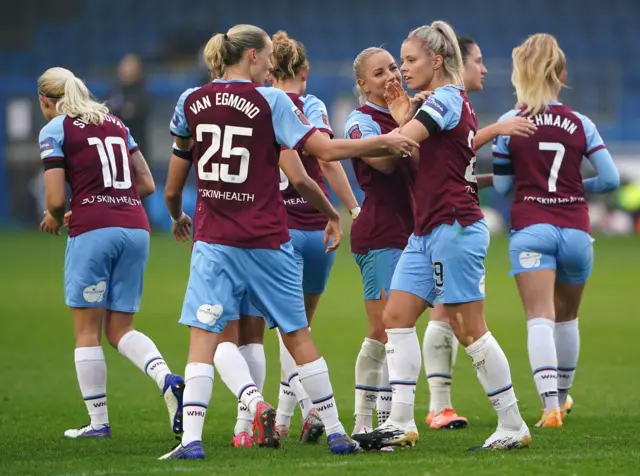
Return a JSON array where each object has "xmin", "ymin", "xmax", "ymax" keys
[{"xmin": 586, "ymin": 144, "xmax": 606, "ymax": 157}]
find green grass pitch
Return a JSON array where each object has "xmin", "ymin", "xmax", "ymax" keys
[{"xmin": 1, "ymin": 231, "xmax": 639, "ymax": 475}]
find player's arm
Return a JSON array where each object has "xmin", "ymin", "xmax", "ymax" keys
[
  {"xmin": 43, "ymin": 169, "xmax": 66, "ymax": 226},
  {"xmin": 130, "ymin": 150, "xmax": 155, "ymax": 199},
  {"xmin": 125, "ymin": 127, "xmax": 155, "ymax": 198},
  {"xmin": 263, "ymin": 87, "xmax": 417, "ymax": 163},
  {"xmin": 164, "ymin": 137, "xmax": 192, "ymax": 221},
  {"xmin": 280, "ymin": 149, "xmax": 340, "ymax": 221},
  {"xmin": 318, "ymin": 160, "xmax": 360, "ymax": 217},
  {"xmin": 583, "ymin": 148, "xmax": 620, "ymax": 193},
  {"xmin": 280, "ymin": 149, "xmax": 342, "ymax": 251},
  {"xmin": 578, "ymin": 114, "xmax": 620, "ymax": 194},
  {"xmin": 476, "ymin": 174, "xmax": 494, "ymax": 189},
  {"xmin": 344, "ymin": 114, "xmax": 402, "ymax": 174},
  {"xmin": 492, "ymin": 131, "xmax": 514, "ymax": 195},
  {"xmin": 475, "ymin": 117, "xmax": 537, "ymax": 149}
]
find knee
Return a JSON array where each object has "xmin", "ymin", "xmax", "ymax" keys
[
  {"xmin": 104, "ymin": 324, "xmax": 132, "ymax": 349},
  {"xmin": 382, "ymin": 308, "xmax": 402, "ymax": 329}
]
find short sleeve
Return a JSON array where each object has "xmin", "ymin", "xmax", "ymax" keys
[
  {"xmin": 256, "ymin": 87, "xmax": 316, "ymax": 149},
  {"xmin": 125, "ymin": 127, "xmax": 139, "ymax": 153},
  {"xmin": 39, "ymin": 115, "xmax": 66, "ymax": 169},
  {"xmin": 302, "ymin": 95, "xmax": 333, "ymax": 137},
  {"xmin": 492, "ymin": 109, "xmax": 520, "ymax": 162},
  {"xmin": 170, "ymin": 87, "xmax": 199, "ymax": 138},
  {"xmin": 418, "ymin": 86, "xmax": 462, "ymax": 131},
  {"xmin": 573, "ymin": 111, "xmax": 606, "ymax": 157},
  {"xmin": 343, "ymin": 110, "xmax": 382, "ymax": 140}
]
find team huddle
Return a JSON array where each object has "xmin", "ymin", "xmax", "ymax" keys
[{"xmin": 37, "ymin": 19, "xmax": 620, "ymax": 460}]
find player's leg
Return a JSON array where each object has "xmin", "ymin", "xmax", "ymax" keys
[
  {"xmin": 423, "ymin": 303, "xmax": 466, "ymax": 429},
  {"xmin": 439, "ymin": 220, "xmax": 530, "ymax": 450},
  {"xmin": 297, "ymin": 229, "xmax": 337, "ymax": 442},
  {"xmin": 159, "ymin": 243, "xmax": 246, "ymax": 460},
  {"xmin": 237, "ymin": 314, "xmax": 267, "ymax": 441},
  {"xmin": 213, "ymin": 298, "xmax": 273, "ymax": 448},
  {"xmin": 63, "ymin": 228, "xmax": 115, "ymax": 439},
  {"xmin": 510, "ymin": 224, "xmax": 562, "ymax": 428},
  {"xmin": 247, "ymin": 242, "xmax": 357, "ymax": 455},
  {"xmin": 352, "ymin": 249, "xmax": 401, "ymax": 435},
  {"xmin": 104, "ymin": 228, "xmax": 184, "ymax": 435},
  {"xmin": 67, "ymin": 308, "xmax": 110, "ymax": 439},
  {"xmin": 353, "ymin": 235, "xmax": 432, "ymax": 449},
  {"xmin": 275, "ymin": 229, "xmax": 329, "ymax": 440},
  {"xmin": 554, "ymin": 229, "xmax": 594, "ymax": 419}
]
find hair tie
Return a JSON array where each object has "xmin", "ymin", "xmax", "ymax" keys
[{"xmin": 223, "ymin": 33, "xmax": 229, "ymax": 41}]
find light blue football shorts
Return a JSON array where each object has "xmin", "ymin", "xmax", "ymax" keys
[
  {"xmin": 180, "ymin": 240, "xmax": 307, "ymax": 334},
  {"xmin": 353, "ymin": 248, "xmax": 403, "ymax": 301},
  {"xmin": 64, "ymin": 227, "xmax": 149, "ymax": 312},
  {"xmin": 390, "ymin": 220, "xmax": 489, "ymax": 306},
  {"xmin": 509, "ymin": 224, "xmax": 594, "ymax": 285}
]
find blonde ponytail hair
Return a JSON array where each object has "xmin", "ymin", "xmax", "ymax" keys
[
  {"xmin": 271, "ymin": 30, "xmax": 308, "ymax": 80},
  {"xmin": 38, "ymin": 67, "xmax": 109, "ymax": 125},
  {"xmin": 512, "ymin": 33, "xmax": 566, "ymax": 116},
  {"xmin": 407, "ymin": 20, "xmax": 464, "ymax": 86},
  {"xmin": 203, "ymin": 24, "xmax": 268, "ymax": 79},
  {"xmin": 352, "ymin": 47, "xmax": 386, "ymax": 105}
]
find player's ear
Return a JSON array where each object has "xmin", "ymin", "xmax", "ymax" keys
[
  {"xmin": 559, "ymin": 69, "xmax": 567, "ymax": 85},
  {"xmin": 357, "ymin": 78, "xmax": 368, "ymax": 94},
  {"xmin": 248, "ymin": 48, "xmax": 257, "ymax": 64},
  {"xmin": 432, "ymin": 54, "xmax": 443, "ymax": 70}
]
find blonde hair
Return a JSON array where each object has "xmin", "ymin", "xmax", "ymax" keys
[
  {"xmin": 38, "ymin": 67, "xmax": 109, "ymax": 125},
  {"xmin": 203, "ymin": 24, "xmax": 268, "ymax": 79},
  {"xmin": 512, "ymin": 33, "xmax": 566, "ymax": 116},
  {"xmin": 271, "ymin": 30, "xmax": 308, "ymax": 80},
  {"xmin": 406, "ymin": 21, "xmax": 464, "ymax": 86},
  {"xmin": 352, "ymin": 47, "xmax": 387, "ymax": 105}
]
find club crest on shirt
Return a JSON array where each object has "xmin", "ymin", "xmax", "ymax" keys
[
  {"xmin": 348, "ymin": 124, "xmax": 362, "ymax": 139},
  {"xmin": 292, "ymin": 106, "xmax": 310, "ymax": 125},
  {"xmin": 321, "ymin": 110, "xmax": 331, "ymax": 127}
]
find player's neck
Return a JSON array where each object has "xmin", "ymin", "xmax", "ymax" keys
[
  {"xmin": 223, "ymin": 67, "xmax": 252, "ymax": 82},
  {"xmin": 274, "ymin": 79, "xmax": 304, "ymax": 95},
  {"xmin": 366, "ymin": 96, "xmax": 388, "ymax": 110}
]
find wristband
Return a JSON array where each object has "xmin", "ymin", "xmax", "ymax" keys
[
  {"xmin": 349, "ymin": 207, "xmax": 361, "ymax": 219},
  {"xmin": 171, "ymin": 212, "xmax": 187, "ymax": 224}
]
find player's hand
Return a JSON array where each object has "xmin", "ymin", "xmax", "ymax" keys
[
  {"xmin": 384, "ymin": 81, "xmax": 411, "ymax": 125},
  {"xmin": 63, "ymin": 210, "xmax": 72, "ymax": 227},
  {"xmin": 408, "ymin": 90, "xmax": 432, "ymax": 117},
  {"xmin": 496, "ymin": 116, "xmax": 537, "ymax": 138},
  {"xmin": 383, "ymin": 128, "xmax": 420, "ymax": 156},
  {"xmin": 40, "ymin": 211, "xmax": 62, "ymax": 235},
  {"xmin": 172, "ymin": 213, "xmax": 192, "ymax": 242},
  {"xmin": 324, "ymin": 217, "xmax": 342, "ymax": 253}
]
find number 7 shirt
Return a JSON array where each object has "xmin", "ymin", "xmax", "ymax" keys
[
  {"xmin": 492, "ymin": 101, "xmax": 607, "ymax": 233},
  {"xmin": 39, "ymin": 113, "xmax": 149, "ymax": 237},
  {"xmin": 170, "ymin": 79, "xmax": 317, "ymax": 249}
]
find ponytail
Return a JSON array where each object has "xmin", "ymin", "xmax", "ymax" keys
[{"xmin": 38, "ymin": 67, "xmax": 108, "ymax": 125}]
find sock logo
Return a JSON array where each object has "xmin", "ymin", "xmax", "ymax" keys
[
  {"xmin": 386, "ymin": 349, "xmax": 395, "ymax": 355},
  {"xmin": 93, "ymin": 401, "xmax": 107, "ymax": 408},
  {"xmin": 365, "ymin": 394, "xmax": 377, "ymax": 403},
  {"xmin": 473, "ymin": 358, "xmax": 485, "ymax": 370},
  {"xmin": 282, "ymin": 388, "xmax": 295, "ymax": 397},
  {"xmin": 148, "ymin": 360, "xmax": 167, "ymax": 372},
  {"xmin": 316, "ymin": 402, "xmax": 334, "ymax": 412},
  {"xmin": 540, "ymin": 374, "xmax": 558, "ymax": 379},
  {"xmin": 379, "ymin": 395, "xmax": 392, "ymax": 402},
  {"xmin": 558, "ymin": 373, "xmax": 571, "ymax": 380},
  {"xmin": 186, "ymin": 410, "xmax": 206, "ymax": 417}
]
